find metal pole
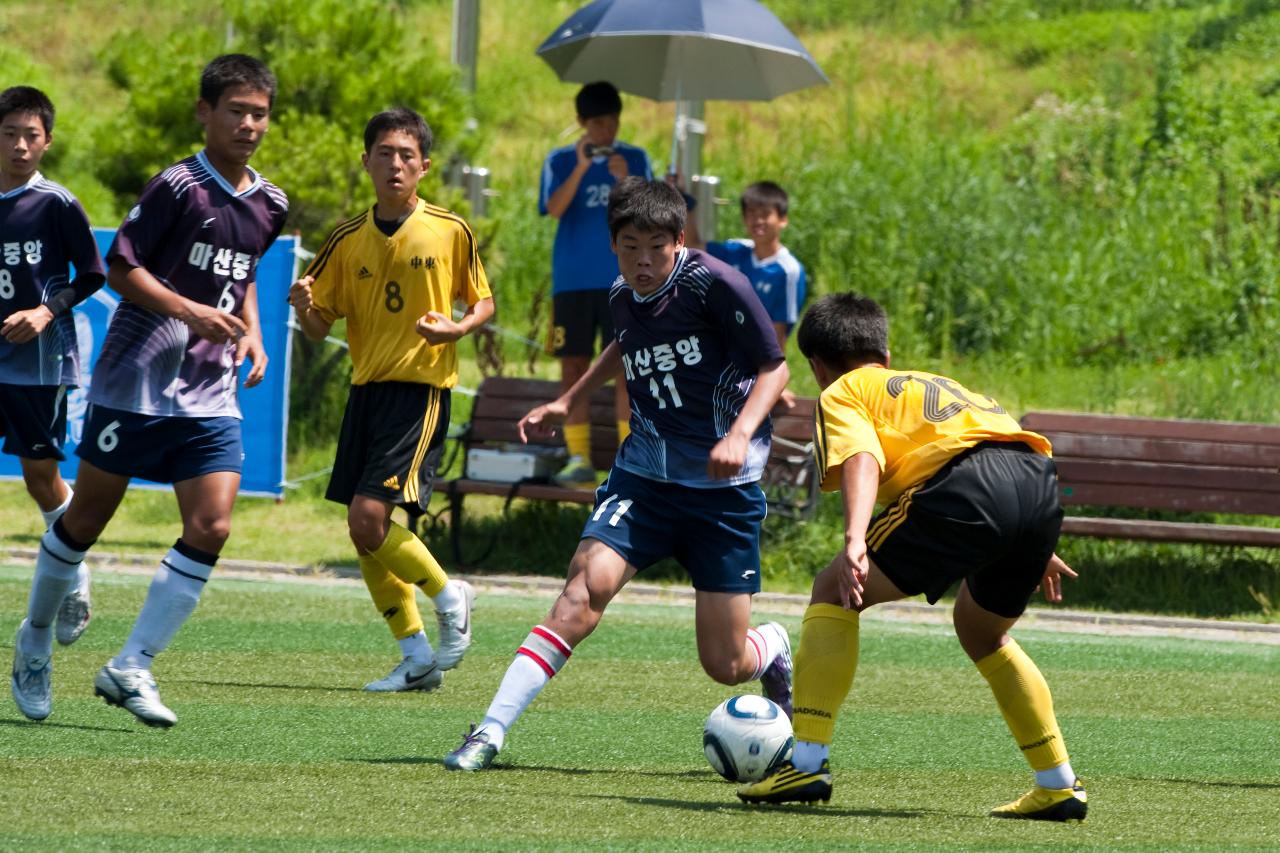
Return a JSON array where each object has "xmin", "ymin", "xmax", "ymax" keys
[
  {"xmin": 451, "ymin": 0, "xmax": 480, "ymax": 94},
  {"xmin": 690, "ymin": 174, "xmax": 719, "ymax": 243},
  {"xmin": 676, "ymin": 100, "xmax": 705, "ymax": 181}
]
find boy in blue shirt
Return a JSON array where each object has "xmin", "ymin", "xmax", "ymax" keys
[
  {"xmin": 697, "ymin": 182, "xmax": 806, "ymax": 350},
  {"xmin": 539, "ymin": 82, "xmax": 652, "ymax": 488}
]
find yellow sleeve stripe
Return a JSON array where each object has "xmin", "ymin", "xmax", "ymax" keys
[
  {"xmin": 304, "ymin": 211, "xmax": 367, "ymax": 280},
  {"xmin": 813, "ymin": 403, "xmax": 829, "ymax": 480}
]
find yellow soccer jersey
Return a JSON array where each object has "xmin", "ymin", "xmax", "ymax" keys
[
  {"xmin": 814, "ymin": 366, "xmax": 1051, "ymax": 504},
  {"xmin": 305, "ymin": 199, "xmax": 492, "ymax": 387}
]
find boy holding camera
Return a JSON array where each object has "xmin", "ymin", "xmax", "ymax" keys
[{"xmin": 539, "ymin": 81, "xmax": 651, "ymax": 489}]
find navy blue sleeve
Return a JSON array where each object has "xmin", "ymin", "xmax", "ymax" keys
[{"xmin": 706, "ymin": 267, "xmax": 784, "ymax": 369}]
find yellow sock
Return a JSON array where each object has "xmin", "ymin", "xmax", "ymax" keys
[
  {"xmin": 615, "ymin": 420, "xmax": 631, "ymax": 442},
  {"xmin": 358, "ymin": 553, "xmax": 422, "ymax": 639},
  {"xmin": 792, "ymin": 603, "xmax": 861, "ymax": 745},
  {"xmin": 372, "ymin": 522, "xmax": 450, "ymax": 598},
  {"xmin": 976, "ymin": 639, "xmax": 1070, "ymax": 772},
  {"xmin": 564, "ymin": 422, "xmax": 591, "ymax": 462}
]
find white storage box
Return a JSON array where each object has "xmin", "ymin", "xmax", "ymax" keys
[{"xmin": 465, "ymin": 445, "xmax": 567, "ymax": 483}]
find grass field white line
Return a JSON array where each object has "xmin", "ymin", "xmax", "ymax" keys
[{"xmin": 6, "ymin": 546, "xmax": 1277, "ymax": 644}]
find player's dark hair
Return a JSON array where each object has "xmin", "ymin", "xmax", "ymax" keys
[
  {"xmin": 0, "ymin": 86, "xmax": 55, "ymax": 135},
  {"xmin": 797, "ymin": 293, "xmax": 889, "ymax": 369},
  {"xmin": 740, "ymin": 181, "xmax": 789, "ymax": 217},
  {"xmin": 576, "ymin": 81, "xmax": 622, "ymax": 119},
  {"xmin": 363, "ymin": 107, "xmax": 433, "ymax": 158},
  {"xmin": 200, "ymin": 54, "xmax": 277, "ymax": 109},
  {"xmin": 607, "ymin": 177, "xmax": 686, "ymax": 241}
]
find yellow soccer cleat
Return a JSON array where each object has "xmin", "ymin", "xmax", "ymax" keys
[
  {"xmin": 737, "ymin": 760, "xmax": 832, "ymax": 805},
  {"xmin": 990, "ymin": 779, "xmax": 1088, "ymax": 822}
]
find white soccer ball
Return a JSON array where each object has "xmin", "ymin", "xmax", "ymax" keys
[{"xmin": 703, "ymin": 694, "xmax": 794, "ymax": 782}]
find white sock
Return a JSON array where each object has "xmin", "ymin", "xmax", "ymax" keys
[
  {"xmin": 39, "ymin": 488, "xmax": 73, "ymax": 529},
  {"xmin": 73, "ymin": 563, "xmax": 91, "ymax": 597},
  {"xmin": 25, "ymin": 526, "xmax": 89, "ymax": 653},
  {"xmin": 746, "ymin": 623, "xmax": 784, "ymax": 681},
  {"xmin": 115, "ymin": 544, "xmax": 214, "ymax": 669},
  {"xmin": 1035, "ymin": 761, "xmax": 1076, "ymax": 790},
  {"xmin": 398, "ymin": 630, "xmax": 434, "ymax": 661},
  {"xmin": 482, "ymin": 626, "xmax": 574, "ymax": 738},
  {"xmin": 432, "ymin": 581, "xmax": 462, "ymax": 612},
  {"xmin": 792, "ymin": 740, "xmax": 829, "ymax": 774},
  {"xmin": 477, "ymin": 717, "xmax": 508, "ymax": 750}
]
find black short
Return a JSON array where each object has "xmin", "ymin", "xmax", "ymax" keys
[
  {"xmin": 326, "ymin": 382, "xmax": 451, "ymax": 514},
  {"xmin": 548, "ymin": 290, "xmax": 615, "ymax": 358},
  {"xmin": 0, "ymin": 383, "xmax": 68, "ymax": 461},
  {"xmin": 867, "ymin": 442, "xmax": 1063, "ymax": 619}
]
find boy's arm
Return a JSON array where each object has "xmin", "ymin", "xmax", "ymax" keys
[
  {"xmin": 416, "ymin": 296, "xmax": 494, "ymax": 345},
  {"xmin": 288, "ymin": 274, "xmax": 333, "ymax": 341},
  {"xmin": 235, "ymin": 279, "xmax": 268, "ymax": 387},
  {"xmin": 706, "ymin": 357, "xmax": 789, "ymax": 479},
  {"xmin": 519, "ymin": 340, "xmax": 624, "ymax": 442},
  {"xmin": 544, "ymin": 139, "xmax": 591, "ymax": 220},
  {"xmin": 108, "ymin": 257, "xmax": 246, "ymax": 343},
  {"xmin": 834, "ymin": 451, "xmax": 882, "ymax": 609}
]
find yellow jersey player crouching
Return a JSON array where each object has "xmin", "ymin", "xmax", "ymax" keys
[
  {"xmin": 738, "ymin": 293, "xmax": 1086, "ymax": 822},
  {"xmin": 291, "ymin": 108, "xmax": 493, "ymax": 692}
]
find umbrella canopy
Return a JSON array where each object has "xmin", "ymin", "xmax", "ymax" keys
[{"xmin": 536, "ymin": 0, "xmax": 828, "ymax": 102}]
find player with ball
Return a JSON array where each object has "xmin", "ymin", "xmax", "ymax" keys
[{"xmin": 739, "ymin": 293, "xmax": 1086, "ymax": 822}]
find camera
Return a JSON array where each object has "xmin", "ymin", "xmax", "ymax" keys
[{"xmin": 585, "ymin": 143, "xmax": 615, "ymax": 158}]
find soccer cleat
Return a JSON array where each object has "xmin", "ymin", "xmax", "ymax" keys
[
  {"xmin": 55, "ymin": 571, "xmax": 92, "ymax": 646},
  {"xmin": 737, "ymin": 760, "xmax": 832, "ymax": 805},
  {"xmin": 434, "ymin": 580, "xmax": 475, "ymax": 670},
  {"xmin": 757, "ymin": 621, "xmax": 793, "ymax": 719},
  {"xmin": 552, "ymin": 456, "xmax": 597, "ymax": 490},
  {"xmin": 362, "ymin": 656, "xmax": 443, "ymax": 692},
  {"xmin": 11, "ymin": 621, "xmax": 52, "ymax": 721},
  {"xmin": 444, "ymin": 723, "xmax": 499, "ymax": 771},
  {"xmin": 990, "ymin": 779, "xmax": 1088, "ymax": 822},
  {"xmin": 94, "ymin": 664, "xmax": 177, "ymax": 727}
]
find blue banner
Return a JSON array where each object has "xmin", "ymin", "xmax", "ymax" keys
[{"xmin": 0, "ymin": 228, "xmax": 296, "ymax": 498}]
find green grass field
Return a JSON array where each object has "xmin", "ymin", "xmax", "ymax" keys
[{"xmin": 2, "ymin": 564, "xmax": 1277, "ymax": 850}]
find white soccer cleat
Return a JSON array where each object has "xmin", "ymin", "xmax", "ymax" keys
[
  {"xmin": 94, "ymin": 663, "xmax": 177, "ymax": 727},
  {"xmin": 435, "ymin": 580, "xmax": 475, "ymax": 670},
  {"xmin": 363, "ymin": 656, "xmax": 443, "ymax": 692},
  {"xmin": 55, "ymin": 567, "xmax": 92, "ymax": 646},
  {"xmin": 11, "ymin": 621, "xmax": 52, "ymax": 721}
]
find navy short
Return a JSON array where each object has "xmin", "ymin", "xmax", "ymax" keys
[
  {"xmin": 77, "ymin": 404, "xmax": 243, "ymax": 483},
  {"xmin": 868, "ymin": 442, "xmax": 1063, "ymax": 619},
  {"xmin": 581, "ymin": 466, "xmax": 766, "ymax": 594},
  {"xmin": 326, "ymin": 381, "xmax": 451, "ymax": 513},
  {"xmin": 549, "ymin": 290, "xmax": 615, "ymax": 358},
  {"xmin": 0, "ymin": 383, "xmax": 68, "ymax": 461}
]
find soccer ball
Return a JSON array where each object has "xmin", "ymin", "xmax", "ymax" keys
[{"xmin": 703, "ymin": 695, "xmax": 794, "ymax": 782}]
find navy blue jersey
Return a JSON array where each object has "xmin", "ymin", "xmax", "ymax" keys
[
  {"xmin": 0, "ymin": 173, "xmax": 106, "ymax": 386},
  {"xmin": 94, "ymin": 151, "xmax": 288, "ymax": 418},
  {"xmin": 609, "ymin": 248, "xmax": 783, "ymax": 487}
]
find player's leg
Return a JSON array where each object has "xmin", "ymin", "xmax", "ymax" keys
[
  {"xmin": 93, "ymin": 469, "xmax": 238, "ymax": 728},
  {"xmin": 738, "ymin": 559, "xmax": 905, "ymax": 804},
  {"xmin": 13, "ymin": 459, "xmax": 129, "ymax": 721},
  {"xmin": 340, "ymin": 383, "xmax": 472, "ymax": 671},
  {"xmin": 959, "ymin": 585, "xmax": 1083, "ymax": 821},
  {"xmin": 445, "ymin": 537, "xmax": 635, "ymax": 770},
  {"xmin": 18, "ymin": 456, "xmax": 71, "ymax": 520},
  {"xmin": 3, "ymin": 384, "xmax": 90, "ymax": 645},
  {"xmin": 959, "ymin": 444, "xmax": 1083, "ymax": 821},
  {"xmin": 677, "ymin": 481, "xmax": 791, "ymax": 711},
  {"xmin": 348, "ymin": 496, "xmax": 444, "ymax": 691}
]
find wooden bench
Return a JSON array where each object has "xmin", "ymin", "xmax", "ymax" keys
[
  {"xmin": 438, "ymin": 376, "xmax": 819, "ymax": 564},
  {"xmin": 1021, "ymin": 411, "xmax": 1280, "ymax": 547}
]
